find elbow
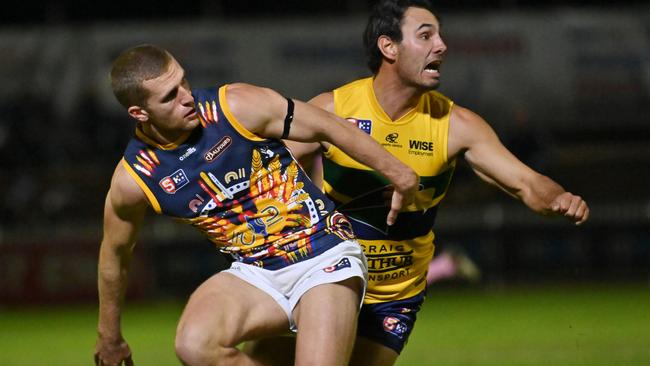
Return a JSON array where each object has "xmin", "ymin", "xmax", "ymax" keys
[{"xmin": 98, "ymin": 240, "xmax": 135, "ymax": 273}]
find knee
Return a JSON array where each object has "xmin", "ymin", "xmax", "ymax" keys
[
  {"xmin": 174, "ymin": 327, "xmax": 207, "ymax": 365},
  {"xmin": 175, "ymin": 325, "xmax": 235, "ymax": 365}
]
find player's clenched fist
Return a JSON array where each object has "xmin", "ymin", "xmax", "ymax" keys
[
  {"xmin": 550, "ymin": 192, "xmax": 589, "ymax": 226},
  {"xmin": 94, "ymin": 337, "xmax": 133, "ymax": 366}
]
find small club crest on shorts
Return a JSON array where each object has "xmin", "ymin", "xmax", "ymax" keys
[
  {"xmin": 383, "ymin": 316, "xmax": 408, "ymax": 338},
  {"xmin": 323, "ymin": 257, "xmax": 351, "ymax": 273}
]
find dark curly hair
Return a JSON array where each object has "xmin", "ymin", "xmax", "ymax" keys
[{"xmin": 363, "ymin": 0, "xmax": 435, "ymax": 74}]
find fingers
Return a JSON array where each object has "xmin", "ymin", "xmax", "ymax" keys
[
  {"xmin": 95, "ymin": 357, "xmax": 132, "ymax": 366},
  {"xmin": 386, "ymin": 186, "xmax": 419, "ymax": 226},
  {"xmin": 551, "ymin": 192, "xmax": 589, "ymax": 225},
  {"xmin": 386, "ymin": 191, "xmax": 403, "ymax": 226},
  {"xmin": 573, "ymin": 200, "xmax": 590, "ymax": 225},
  {"xmin": 386, "ymin": 208, "xmax": 398, "ymax": 226},
  {"xmin": 94, "ymin": 345, "xmax": 133, "ymax": 366}
]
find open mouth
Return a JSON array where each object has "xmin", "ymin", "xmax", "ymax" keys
[
  {"xmin": 424, "ymin": 60, "xmax": 442, "ymax": 74},
  {"xmin": 185, "ymin": 107, "xmax": 197, "ymax": 119}
]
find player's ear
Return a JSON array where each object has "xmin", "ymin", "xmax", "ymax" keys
[
  {"xmin": 128, "ymin": 105, "xmax": 150, "ymax": 123},
  {"xmin": 378, "ymin": 35, "xmax": 398, "ymax": 61}
]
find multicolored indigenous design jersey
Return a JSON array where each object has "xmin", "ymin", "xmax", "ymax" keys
[
  {"xmin": 122, "ymin": 85, "xmax": 354, "ymax": 270},
  {"xmin": 324, "ymin": 77, "xmax": 456, "ymax": 303}
]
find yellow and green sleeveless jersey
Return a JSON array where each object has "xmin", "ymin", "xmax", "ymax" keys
[{"xmin": 324, "ymin": 77, "xmax": 456, "ymax": 303}]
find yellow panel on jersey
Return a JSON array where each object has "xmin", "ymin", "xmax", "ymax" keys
[{"xmin": 324, "ymin": 77, "xmax": 456, "ymax": 303}]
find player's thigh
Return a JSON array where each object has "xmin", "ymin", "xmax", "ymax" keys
[
  {"xmin": 350, "ymin": 336, "xmax": 399, "ymax": 366},
  {"xmin": 292, "ymin": 277, "xmax": 363, "ymax": 365},
  {"xmin": 177, "ymin": 272, "xmax": 289, "ymax": 347},
  {"xmin": 293, "ymin": 276, "xmax": 362, "ymax": 329}
]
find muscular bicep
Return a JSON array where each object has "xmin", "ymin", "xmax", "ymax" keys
[
  {"xmin": 101, "ymin": 165, "xmax": 148, "ymax": 253},
  {"xmin": 281, "ymin": 91, "xmax": 331, "ymax": 163},
  {"xmin": 281, "ymin": 91, "xmax": 334, "ymax": 178},
  {"xmin": 224, "ymin": 84, "xmax": 413, "ymax": 197},
  {"xmin": 224, "ymin": 83, "xmax": 326, "ymax": 141},
  {"xmin": 450, "ymin": 106, "xmax": 539, "ymax": 197},
  {"xmin": 225, "ymin": 83, "xmax": 356, "ymax": 145}
]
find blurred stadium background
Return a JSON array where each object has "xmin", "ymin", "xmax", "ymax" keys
[{"xmin": 1, "ymin": 1, "xmax": 649, "ymax": 365}]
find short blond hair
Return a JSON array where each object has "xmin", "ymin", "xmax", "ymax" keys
[{"xmin": 110, "ymin": 44, "xmax": 173, "ymax": 108}]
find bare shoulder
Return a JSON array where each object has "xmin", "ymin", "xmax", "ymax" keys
[
  {"xmin": 226, "ymin": 82, "xmax": 274, "ymax": 99},
  {"xmin": 108, "ymin": 162, "xmax": 148, "ymax": 217},
  {"xmin": 225, "ymin": 83, "xmax": 274, "ymax": 110},
  {"xmin": 448, "ymin": 104, "xmax": 498, "ymax": 156},
  {"xmin": 308, "ymin": 92, "xmax": 334, "ymax": 113},
  {"xmin": 225, "ymin": 82, "xmax": 287, "ymax": 133},
  {"xmin": 450, "ymin": 104, "xmax": 487, "ymax": 132}
]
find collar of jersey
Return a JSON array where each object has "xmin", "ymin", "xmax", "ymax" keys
[
  {"xmin": 366, "ymin": 77, "xmax": 421, "ymax": 126},
  {"xmin": 134, "ymin": 123, "xmax": 192, "ymax": 150}
]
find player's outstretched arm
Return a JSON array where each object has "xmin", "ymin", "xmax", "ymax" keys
[
  {"xmin": 95, "ymin": 163, "xmax": 148, "ymax": 366},
  {"xmin": 449, "ymin": 105, "xmax": 589, "ymax": 225},
  {"xmin": 225, "ymin": 83, "xmax": 419, "ymax": 225}
]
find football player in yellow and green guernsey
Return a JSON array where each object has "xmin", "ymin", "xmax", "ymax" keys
[{"xmin": 246, "ymin": 0, "xmax": 589, "ymax": 365}]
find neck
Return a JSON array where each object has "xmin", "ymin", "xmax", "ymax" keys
[
  {"xmin": 372, "ymin": 69, "xmax": 424, "ymax": 121},
  {"xmin": 140, "ymin": 122, "xmax": 186, "ymax": 146}
]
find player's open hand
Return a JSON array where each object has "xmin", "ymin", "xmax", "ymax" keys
[
  {"xmin": 550, "ymin": 191, "xmax": 589, "ymax": 225},
  {"xmin": 94, "ymin": 336, "xmax": 134, "ymax": 366}
]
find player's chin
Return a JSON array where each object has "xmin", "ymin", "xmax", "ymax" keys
[
  {"xmin": 418, "ymin": 82, "xmax": 440, "ymax": 92},
  {"xmin": 419, "ymin": 77, "xmax": 441, "ymax": 90},
  {"xmin": 185, "ymin": 117, "xmax": 200, "ymax": 129}
]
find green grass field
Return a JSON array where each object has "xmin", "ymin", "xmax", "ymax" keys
[{"xmin": 1, "ymin": 283, "xmax": 648, "ymax": 365}]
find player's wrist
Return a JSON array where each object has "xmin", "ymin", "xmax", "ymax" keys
[
  {"xmin": 97, "ymin": 327, "xmax": 124, "ymax": 343},
  {"xmin": 392, "ymin": 167, "xmax": 418, "ymax": 193}
]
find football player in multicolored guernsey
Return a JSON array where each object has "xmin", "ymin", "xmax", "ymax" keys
[{"xmin": 93, "ymin": 44, "xmax": 419, "ymax": 366}]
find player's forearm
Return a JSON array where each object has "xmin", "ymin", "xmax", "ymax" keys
[
  {"xmin": 97, "ymin": 242, "xmax": 133, "ymax": 339},
  {"xmin": 519, "ymin": 173, "xmax": 566, "ymax": 215},
  {"xmin": 328, "ymin": 124, "xmax": 418, "ymax": 192}
]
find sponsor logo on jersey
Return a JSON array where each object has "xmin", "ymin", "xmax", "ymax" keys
[
  {"xmin": 408, "ymin": 139, "xmax": 435, "ymax": 156},
  {"xmin": 346, "ymin": 118, "xmax": 372, "ymax": 134},
  {"xmin": 383, "ymin": 316, "xmax": 408, "ymax": 338},
  {"xmin": 385, "ymin": 133, "xmax": 399, "ymax": 144},
  {"xmin": 159, "ymin": 169, "xmax": 189, "ymax": 194},
  {"xmin": 204, "ymin": 136, "xmax": 232, "ymax": 162},
  {"xmin": 323, "ymin": 257, "xmax": 351, "ymax": 273},
  {"xmin": 363, "ymin": 245, "xmax": 413, "ymax": 268},
  {"xmin": 361, "ymin": 244, "xmax": 414, "ymax": 282},
  {"xmin": 179, "ymin": 146, "xmax": 197, "ymax": 161},
  {"xmin": 382, "ymin": 133, "xmax": 402, "ymax": 148},
  {"xmin": 409, "ymin": 139, "xmax": 434, "ymax": 151},
  {"xmin": 365, "ymin": 251, "xmax": 414, "ymax": 273}
]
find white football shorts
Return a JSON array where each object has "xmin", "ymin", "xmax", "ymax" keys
[{"xmin": 224, "ymin": 239, "xmax": 368, "ymax": 331}]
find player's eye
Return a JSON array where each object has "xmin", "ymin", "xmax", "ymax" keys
[{"xmin": 161, "ymin": 88, "xmax": 178, "ymax": 103}]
